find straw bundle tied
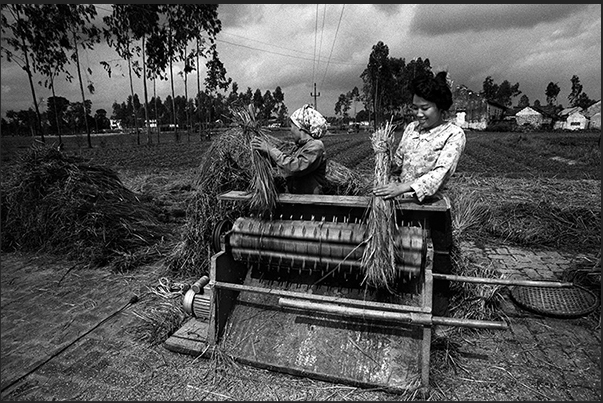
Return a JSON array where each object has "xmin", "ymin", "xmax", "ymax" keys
[
  {"xmin": 232, "ymin": 104, "xmax": 279, "ymax": 215},
  {"xmin": 361, "ymin": 120, "xmax": 398, "ymax": 290}
]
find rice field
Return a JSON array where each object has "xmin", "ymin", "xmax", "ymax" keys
[{"xmin": 2, "ymin": 127, "xmax": 601, "ymax": 259}]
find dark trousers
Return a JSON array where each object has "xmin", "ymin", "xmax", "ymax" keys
[{"xmin": 430, "ymin": 209, "xmax": 453, "ymax": 317}]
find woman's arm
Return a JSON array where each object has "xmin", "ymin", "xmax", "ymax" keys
[{"xmin": 269, "ymin": 140, "xmax": 324, "ymax": 176}]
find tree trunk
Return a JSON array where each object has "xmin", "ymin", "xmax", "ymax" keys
[
  {"xmin": 21, "ymin": 35, "xmax": 44, "ymax": 142},
  {"xmin": 197, "ymin": 39, "xmax": 202, "ymax": 139},
  {"xmin": 154, "ymin": 79, "xmax": 160, "ymax": 144},
  {"xmin": 127, "ymin": 55, "xmax": 139, "ymax": 145},
  {"xmin": 50, "ymin": 77, "xmax": 62, "ymax": 146},
  {"xmin": 184, "ymin": 47, "xmax": 190, "ymax": 143},
  {"xmin": 142, "ymin": 35, "xmax": 152, "ymax": 145},
  {"xmin": 170, "ymin": 56, "xmax": 178, "ymax": 142},
  {"xmin": 73, "ymin": 30, "xmax": 92, "ymax": 148}
]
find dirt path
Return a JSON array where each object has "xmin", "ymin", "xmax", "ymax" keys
[{"xmin": 1, "ymin": 245, "xmax": 600, "ymax": 401}]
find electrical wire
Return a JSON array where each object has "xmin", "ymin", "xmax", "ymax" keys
[
  {"xmin": 0, "ymin": 295, "xmax": 140, "ymax": 397},
  {"xmin": 312, "ymin": 4, "xmax": 319, "ymax": 87},
  {"xmin": 215, "ymin": 38, "xmax": 360, "ymax": 66},
  {"xmin": 317, "ymin": 4, "xmax": 327, "ymax": 81},
  {"xmin": 320, "ymin": 4, "xmax": 346, "ymax": 90}
]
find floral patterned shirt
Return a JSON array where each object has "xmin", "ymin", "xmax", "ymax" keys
[{"xmin": 392, "ymin": 120, "xmax": 466, "ymax": 202}]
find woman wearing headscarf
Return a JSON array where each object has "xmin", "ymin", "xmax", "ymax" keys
[{"xmin": 251, "ymin": 104, "xmax": 328, "ymax": 194}]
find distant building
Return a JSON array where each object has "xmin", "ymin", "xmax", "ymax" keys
[
  {"xmin": 109, "ymin": 119, "xmax": 122, "ymax": 131},
  {"xmin": 144, "ymin": 119, "xmax": 158, "ymax": 128},
  {"xmin": 585, "ymin": 100, "xmax": 601, "ymax": 129},
  {"xmin": 450, "ymin": 85, "xmax": 506, "ymax": 130},
  {"xmin": 514, "ymin": 106, "xmax": 543, "ymax": 128},
  {"xmin": 553, "ymin": 107, "xmax": 588, "ymax": 131}
]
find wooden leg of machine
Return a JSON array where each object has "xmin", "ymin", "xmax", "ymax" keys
[
  {"xmin": 209, "ymin": 251, "xmax": 248, "ymax": 343},
  {"xmin": 420, "ymin": 240, "xmax": 434, "ymax": 388}
]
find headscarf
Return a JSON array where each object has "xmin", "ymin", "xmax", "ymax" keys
[{"xmin": 289, "ymin": 104, "xmax": 328, "ymax": 139}]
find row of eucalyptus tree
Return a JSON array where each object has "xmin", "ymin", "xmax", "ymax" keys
[{"xmin": 1, "ymin": 4, "xmax": 228, "ymax": 148}]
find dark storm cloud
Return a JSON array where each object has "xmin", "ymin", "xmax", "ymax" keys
[
  {"xmin": 218, "ymin": 4, "xmax": 270, "ymax": 28},
  {"xmin": 410, "ymin": 4, "xmax": 592, "ymax": 35},
  {"xmin": 372, "ymin": 4, "xmax": 404, "ymax": 14}
]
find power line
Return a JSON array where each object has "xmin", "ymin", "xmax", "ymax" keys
[
  {"xmin": 220, "ymin": 31, "xmax": 353, "ymax": 64},
  {"xmin": 312, "ymin": 4, "xmax": 319, "ymax": 86},
  {"xmin": 215, "ymin": 38, "xmax": 361, "ymax": 66},
  {"xmin": 320, "ymin": 4, "xmax": 346, "ymax": 89},
  {"xmin": 317, "ymin": 4, "xmax": 327, "ymax": 80}
]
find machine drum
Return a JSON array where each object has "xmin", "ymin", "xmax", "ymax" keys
[{"xmin": 227, "ymin": 217, "xmax": 425, "ymax": 277}]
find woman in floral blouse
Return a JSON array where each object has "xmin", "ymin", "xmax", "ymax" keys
[
  {"xmin": 373, "ymin": 71, "xmax": 466, "ymax": 328},
  {"xmin": 373, "ymin": 71, "xmax": 465, "ymax": 201}
]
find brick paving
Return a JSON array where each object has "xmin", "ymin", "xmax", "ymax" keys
[
  {"xmin": 461, "ymin": 241, "xmax": 592, "ymax": 280},
  {"xmin": 0, "ymin": 244, "xmax": 600, "ymax": 401}
]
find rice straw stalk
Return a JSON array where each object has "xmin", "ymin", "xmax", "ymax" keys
[{"xmin": 361, "ymin": 119, "xmax": 397, "ymax": 290}]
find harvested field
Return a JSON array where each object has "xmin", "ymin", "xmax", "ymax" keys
[{"xmin": 1, "ymin": 128, "xmax": 600, "ymax": 401}]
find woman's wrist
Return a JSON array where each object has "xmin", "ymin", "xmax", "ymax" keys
[{"xmin": 397, "ymin": 183, "xmax": 413, "ymax": 196}]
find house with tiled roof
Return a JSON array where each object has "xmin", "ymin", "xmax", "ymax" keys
[
  {"xmin": 450, "ymin": 85, "xmax": 506, "ymax": 130},
  {"xmin": 553, "ymin": 106, "xmax": 588, "ymax": 131}
]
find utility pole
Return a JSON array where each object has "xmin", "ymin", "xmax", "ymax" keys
[{"xmin": 310, "ymin": 83, "xmax": 320, "ymax": 111}]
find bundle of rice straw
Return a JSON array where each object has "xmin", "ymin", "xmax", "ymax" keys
[
  {"xmin": 231, "ymin": 104, "xmax": 279, "ymax": 215},
  {"xmin": 360, "ymin": 119, "xmax": 398, "ymax": 290}
]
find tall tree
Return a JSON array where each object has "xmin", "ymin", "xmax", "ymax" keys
[
  {"xmin": 1, "ymin": 4, "xmax": 69, "ymax": 141},
  {"xmin": 350, "ymin": 86, "xmax": 360, "ymax": 119},
  {"xmin": 334, "ymin": 93, "xmax": 352, "ymax": 120},
  {"xmin": 35, "ymin": 5, "xmax": 78, "ymax": 145},
  {"xmin": 203, "ymin": 48, "xmax": 232, "ymax": 127},
  {"xmin": 145, "ymin": 4, "xmax": 221, "ymax": 143},
  {"xmin": 103, "ymin": 4, "xmax": 144, "ymax": 145},
  {"xmin": 517, "ymin": 94, "xmax": 530, "ymax": 108},
  {"xmin": 47, "ymin": 96, "xmax": 70, "ymax": 136},
  {"xmin": 360, "ymin": 41, "xmax": 390, "ymax": 129},
  {"xmin": 132, "ymin": 5, "xmax": 160, "ymax": 145},
  {"xmin": 545, "ymin": 82, "xmax": 560, "ymax": 106},
  {"xmin": 568, "ymin": 75, "xmax": 583, "ymax": 107},
  {"xmin": 496, "ymin": 80, "xmax": 521, "ymax": 107},
  {"xmin": 481, "ymin": 76, "xmax": 499, "ymax": 101},
  {"xmin": 481, "ymin": 76, "xmax": 520, "ymax": 107},
  {"xmin": 59, "ymin": 4, "xmax": 101, "ymax": 148},
  {"xmin": 260, "ymin": 90, "xmax": 275, "ymax": 121},
  {"xmin": 574, "ymin": 92, "xmax": 595, "ymax": 110},
  {"xmin": 252, "ymin": 89, "xmax": 264, "ymax": 114},
  {"xmin": 272, "ymin": 86, "xmax": 288, "ymax": 125},
  {"xmin": 178, "ymin": 44, "xmax": 194, "ymax": 140}
]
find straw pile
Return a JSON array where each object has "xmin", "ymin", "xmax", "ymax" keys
[
  {"xmin": 324, "ymin": 159, "xmax": 371, "ymax": 196},
  {"xmin": 0, "ymin": 143, "xmax": 166, "ymax": 270},
  {"xmin": 360, "ymin": 120, "xmax": 398, "ymax": 290}
]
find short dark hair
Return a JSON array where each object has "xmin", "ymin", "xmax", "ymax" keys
[{"xmin": 410, "ymin": 71, "xmax": 453, "ymax": 111}]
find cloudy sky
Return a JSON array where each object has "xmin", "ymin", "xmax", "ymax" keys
[{"xmin": 1, "ymin": 3, "xmax": 601, "ymax": 120}]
